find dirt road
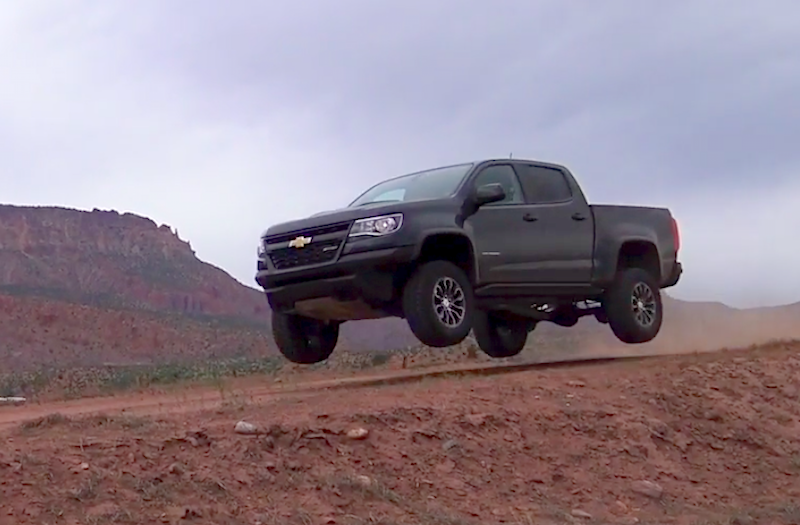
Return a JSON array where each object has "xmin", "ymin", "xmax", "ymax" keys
[
  {"xmin": 2, "ymin": 341, "xmax": 800, "ymax": 524},
  {"xmin": 0, "ymin": 352, "xmax": 671, "ymax": 431}
]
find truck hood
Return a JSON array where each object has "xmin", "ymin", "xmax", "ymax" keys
[{"xmin": 263, "ymin": 199, "xmax": 450, "ymax": 238}]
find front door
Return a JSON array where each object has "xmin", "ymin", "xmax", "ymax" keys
[{"xmin": 465, "ymin": 164, "xmax": 545, "ymax": 285}]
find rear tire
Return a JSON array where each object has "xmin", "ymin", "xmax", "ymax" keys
[
  {"xmin": 472, "ymin": 310, "xmax": 531, "ymax": 358},
  {"xmin": 602, "ymin": 267, "xmax": 662, "ymax": 344},
  {"xmin": 402, "ymin": 260, "xmax": 474, "ymax": 347},
  {"xmin": 271, "ymin": 311, "xmax": 339, "ymax": 364}
]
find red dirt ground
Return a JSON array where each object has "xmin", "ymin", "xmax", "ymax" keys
[{"xmin": 2, "ymin": 341, "xmax": 800, "ymax": 525}]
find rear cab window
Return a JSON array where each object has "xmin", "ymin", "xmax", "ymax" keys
[{"xmin": 514, "ymin": 163, "xmax": 573, "ymax": 204}]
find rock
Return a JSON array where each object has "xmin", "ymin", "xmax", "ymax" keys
[
  {"xmin": 672, "ymin": 433, "xmax": 693, "ymax": 452},
  {"xmin": 346, "ymin": 427, "xmax": 369, "ymax": 440},
  {"xmin": 464, "ymin": 413, "xmax": 489, "ymax": 426},
  {"xmin": 260, "ymin": 436, "xmax": 276, "ymax": 450},
  {"xmin": 354, "ymin": 475, "xmax": 372, "ymax": 487},
  {"xmin": 631, "ymin": 480, "xmax": 663, "ymax": 499},
  {"xmin": 233, "ymin": 470, "xmax": 251, "ymax": 485},
  {"xmin": 185, "ymin": 431, "xmax": 211, "ymax": 447},
  {"xmin": 442, "ymin": 439, "xmax": 459, "ymax": 451},
  {"xmin": 168, "ymin": 506, "xmax": 202, "ymax": 520},
  {"xmin": 571, "ymin": 509, "xmax": 592, "ymax": 519},
  {"xmin": 436, "ymin": 459, "xmax": 456, "ymax": 473},
  {"xmin": 182, "ymin": 507, "xmax": 202, "ymax": 519},
  {"xmin": 86, "ymin": 502, "xmax": 122, "ymax": 519},
  {"xmin": 781, "ymin": 386, "xmax": 798, "ymax": 398},
  {"xmin": 234, "ymin": 421, "xmax": 259, "ymax": 435},
  {"xmin": 412, "ymin": 429, "xmax": 439, "ymax": 439},
  {"xmin": 567, "ymin": 380, "xmax": 586, "ymax": 388},
  {"xmin": 80, "ymin": 463, "xmax": 89, "ymax": 471}
]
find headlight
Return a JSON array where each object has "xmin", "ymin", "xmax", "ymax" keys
[
  {"xmin": 257, "ymin": 238, "xmax": 267, "ymax": 258},
  {"xmin": 349, "ymin": 213, "xmax": 403, "ymax": 237}
]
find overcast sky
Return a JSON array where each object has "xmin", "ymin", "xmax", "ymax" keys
[{"xmin": 2, "ymin": 1, "xmax": 798, "ymax": 308}]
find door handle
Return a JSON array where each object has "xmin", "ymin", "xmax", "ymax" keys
[
  {"xmin": 523, "ymin": 213, "xmax": 538, "ymax": 222},
  {"xmin": 571, "ymin": 212, "xmax": 586, "ymax": 221}
]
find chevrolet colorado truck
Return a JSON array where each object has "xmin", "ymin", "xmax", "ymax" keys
[{"xmin": 255, "ymin": 158, "xmax": 682, "ymax": 364}]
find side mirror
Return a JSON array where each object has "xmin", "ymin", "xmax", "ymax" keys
[{"xmin": 473, "ymin": 183, "xmax": 506, "ymax": 207}]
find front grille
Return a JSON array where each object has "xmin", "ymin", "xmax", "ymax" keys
[
  {"xmin": 264, "ymin": 221, "xmax": 351, "ymax": 245},
  {"xmin": 268, "ymin": 239, "xmax": 342, "ymax": 270}
]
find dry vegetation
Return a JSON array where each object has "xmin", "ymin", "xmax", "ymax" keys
[{"xmin": 0, "ymin": 339, "xmax": 537, "ymax": 402}]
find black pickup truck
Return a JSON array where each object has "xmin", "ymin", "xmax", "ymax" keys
[{"xmin": 255, "ymin": 158, "xmax": 682, "ymax": 364}]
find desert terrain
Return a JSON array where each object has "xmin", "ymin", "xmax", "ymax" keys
[
  {"xmin": 1, "ymin": 204, "xmax": 800, "ymax": 524},
  {"xmin": 2, "ymin": 341, "xmax": 800, "ymax": 525}
]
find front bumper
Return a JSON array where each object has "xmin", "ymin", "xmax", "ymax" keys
[{"xmin": 255, "ymin": 245, "xmax": 416, "ymax": 307}]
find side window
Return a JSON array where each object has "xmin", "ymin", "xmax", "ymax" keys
[
  {"xmin": 516, "ymin": 164, "xmax": 572, "ymax": 204},
  {"xmin": 471, "ymin": 165, "xmax": 525, "ymax": 205}
]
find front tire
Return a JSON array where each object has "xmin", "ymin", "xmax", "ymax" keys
[
  {"xmin": 472, "ymin": 310, "xmax": 531, "ymax": 358},
  {"xmin": 271, "ymin": 311, "xmax": 339, "ymax": 364},
  {"xmin": 602, "ymin": 267, "xmax": 662, "ymax": 344},
  {"xmin": 402, "ymin": 260, "xmax": 474, "ymax": 347}
]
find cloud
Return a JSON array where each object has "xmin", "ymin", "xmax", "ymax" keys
[{"xmin": 0, "ymin": 0, "xmax": 798, "ymax": 307}]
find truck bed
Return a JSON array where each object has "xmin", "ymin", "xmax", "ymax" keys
[{"xmin": 590, "ymin": 204, "xmax": 679, "ymax": 285}]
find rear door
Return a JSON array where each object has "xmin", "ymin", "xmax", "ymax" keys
[{"xmin": 512, "ymin": 162, "xmax": 594, "ymax": 283}]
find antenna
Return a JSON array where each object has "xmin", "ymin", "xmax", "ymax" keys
[{"xmin": 509, "ymin": 152, "xmax": 513, "ymax": 159}]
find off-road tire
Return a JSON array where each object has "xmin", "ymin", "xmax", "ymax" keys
[
  {"xmin": 602, "ymin": 267, "xmax": 662, "ymax": 344},
  {"xmin": 271, "ymin": 311, "xmax": 339, "ymax": 364},
  {"xmin": 472, "ymin": 310, "xmax": 532, "ymax": 358},
  {"xmin": 402, "ymin": 260, "xmax": 474, "ymax": 347}
]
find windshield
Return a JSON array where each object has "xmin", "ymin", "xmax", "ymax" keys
[{"xmin": 349, "ymin": 163, "xmax": 474, "ymax": 207}]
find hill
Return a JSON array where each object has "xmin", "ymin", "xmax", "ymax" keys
[
  {"xmin": 0, "ymin": 203, "xmax": 798, "ymax": 373},
  {"xmin": 0, "ymin": 204, "xmax": 265, "ymax": 319},
  {"xmin": 0, "ymin": 204, "xmax": 422, "ymax": 372}
]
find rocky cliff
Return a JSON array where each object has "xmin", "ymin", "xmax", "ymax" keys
[{"xmin": 0, "ymin": 205, "xmax": 267, "ymax": 320}]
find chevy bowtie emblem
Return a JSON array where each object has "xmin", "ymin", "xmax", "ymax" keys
[{"xmin": 288, "ymin": 235, "xmax": 312, "ymax": 249}]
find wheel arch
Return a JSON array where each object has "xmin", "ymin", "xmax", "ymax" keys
[
  {"xmin": 615, "ymin": 240, "xmax": 661, "ymax": 282},
  {"xmin": 406, "ymin": 230, "xmax": 479, "ymax": 284}
]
